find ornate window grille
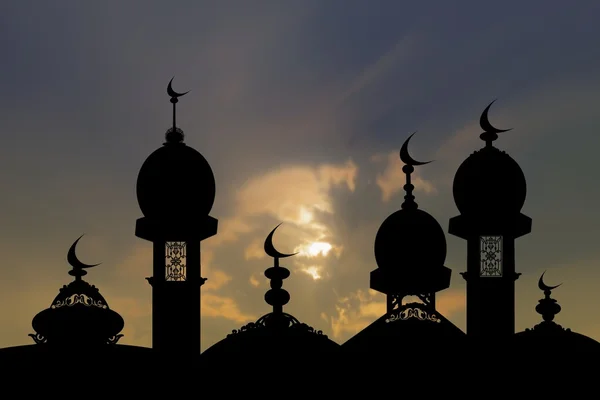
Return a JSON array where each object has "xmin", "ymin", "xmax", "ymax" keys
[
  {"xmin": 165, "ymin": 241, "xmax": 186, "ymax": 281},
  {"xmin": 480, "ymin": 236, "xmax": 503, "ymax": 277}
]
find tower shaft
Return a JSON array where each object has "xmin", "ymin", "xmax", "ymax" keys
[
  {"xmin": 148, "ymin": 240, "xmax": 201, "ymax": 355},
  {"xmin": 449, "ymin": 214, "xmax": 531, "ymax": 340},
  {"xmin": 136, "ymin": 215, "xmax": 218, "ymax": 357}
]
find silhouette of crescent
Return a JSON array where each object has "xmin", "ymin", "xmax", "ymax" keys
[
  {"xmin": 538, "ymin": 271, "xmax": 561, "ymax": 291},
  {"xmin": 67, "ymin": 235, "xmax": 101, "ymax": 270},
  {"xmin": 480, "ymin": 100, "xmax": 511, "ymax": 134},
  {"xmin": 167, "ymin": 77, "xmax": 190, "ymax": 98},
  {"xmin": 264, "ymin": 224, "xmax": 297, "ymax": 259},
  {"xmin": 399, "ymin": 132, "xmax": 433, "ymax": 166}
]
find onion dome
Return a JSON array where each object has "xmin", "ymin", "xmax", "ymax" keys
[
  {"xmin": 452, "ymin": 100, "xmax": 526, "ymax": 217},
  {"xmin": 201, "ymin": 224, "xmax": 339, "ymax": 369},
  {"xmin": 371, "ymin": 132, "xmax": 451, "ymax": 296},
  {"xmin": 512, "ymin": 272, "xmax": 600, "ymax": 357},
  {"xmin": 29, "ymin": 235, "xmax": 124, "ymax": 347},
  {"xmin": 136, "ymin": 77, "xmax": 216, "ymax": 220}
]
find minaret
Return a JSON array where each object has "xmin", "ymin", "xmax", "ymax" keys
[
  {"xmin": 135, "ymin": 78, "xmax": 218, "ymax": 356},
  {"xmin": 448, "ymin": 101, "xmax": 531, "ymax": 340},
  {"xmin": 370, "ymin": 132, "xmax": 451, "ymax": 312}
]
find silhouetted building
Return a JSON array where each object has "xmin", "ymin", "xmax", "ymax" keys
[
  {"xmin": 29, "ymin": 235, "xmax": 124, "ymax": 347},
  {"xmin": 512, "ymin": 272, "xmax": 600, "ymax": 358},
  {"xmin": 202, "ymin": 224, "xmax": 339, "ymax": 373},
  {"xmin": 449, "ymin": 101, "xmax": 532, "ymax": 342},
  {"xmin": 1, "ymin": 81, "xmax": 599, "ymax": 383},
  {"xmin": 0, "ymin": 235, "xmax": 156, "ymax": 381},
  {"xmin": 135, "ymin": 78, "xmax": 217, "ymax": 357},
  {"xmin": 342, "ymin": 133, "xmax": 464, "ymax": 361}
]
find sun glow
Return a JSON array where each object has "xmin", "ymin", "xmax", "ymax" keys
[{"xmin": 297, "ymin": 241, "xmax": 332, "ymax": 257}]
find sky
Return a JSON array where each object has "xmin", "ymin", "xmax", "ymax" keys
[{"xmin": 1, "ymin": 0, "xmax": 600, "ymax": 351}]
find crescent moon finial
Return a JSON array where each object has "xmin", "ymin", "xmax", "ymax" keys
[
  {"xmin": 264, "ymin": 224, "xmax": 297, "ymax": 259},
  {"xmin": 67, "ymin": 234, "xmax": 101, "ymax": 280},
  {"xmin": 479, "ymin": 99, "xmax": 511, "ymax": 146},
  {"xmin": 167, "ymin": 77, "xmax": 190, "ymax": 98},
  {"xmin": 399, "ymin": 131, "xmax": 433, "ymax": 167},
  {"xmin": 165, "ymin": 77, "xmax": 189, "ymax": 143},
  {"xmin": 538, "ymin": 271, "xmax": 562, "ymax": 292}
]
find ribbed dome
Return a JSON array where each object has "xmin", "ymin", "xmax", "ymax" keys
[
  {"xmin": 136, "ymin": 137, "xmax": 216, "ymax": 219},
  {"xmin": 453, "ymin": 145, "xmax": 526, "ymax": 216},
  {"xmin": 374, "ymin": 208, "xmax": 447, "ymax": 271}
]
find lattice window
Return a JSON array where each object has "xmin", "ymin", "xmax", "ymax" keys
[
  {"xmin": 480, "ymin": 236, "xmax": 502, "ymax": 277},
  {"xmin": 165, "ymin": 241, "xmax": 186, "ymax": 281}
]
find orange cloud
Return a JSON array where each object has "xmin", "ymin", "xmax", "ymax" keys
[
  {"xmin": 201, "ymin": 293, "xmax": 256, "ymax": 324},
  {"xmin": 203, "ymin": 270, "xmax": 233, "ymax": 291},
  {"xmin": 244, "ymin": 238, "xmax": 265, "ymax": 260}
]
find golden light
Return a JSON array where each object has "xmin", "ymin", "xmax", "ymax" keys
[
  {"xmin": 297, "ymin": 241, "xmax": 332, "ymax": 257},
  {"xmin": 298, "ymin": 207, "xmax": 313, "ymax": 224},
  {"xmin": 302, "ymin": 266, "xmax": 322, "ymax": 280}
]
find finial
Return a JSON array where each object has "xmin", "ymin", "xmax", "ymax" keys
[
  {"xmin": 263, "ymin": 224, "xmax": 297, "ymax": 314},
  {"xmin": 165, "ymin": 77, "xmax": 189, "ymax": 144},
  {"xmin": 479, "ymin": 99, "xmax": 511, "ymax": 147},
  {"xmin": 535, "ymin": 271, "xmax": 562, "ymax": 322},
  {"xmin": 66, "ymin": 235, "xmax": 100, "ymax": 281},
  {"xmin": 399, "ymin": 131, "xmax": 432, "ymax": 210}
]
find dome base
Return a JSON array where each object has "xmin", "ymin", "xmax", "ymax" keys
[
  {"xmin": 449, "ymin": 212, "xmax": 531, "ymax": 240},
  {"xmin": 370, "ymin": 265, "xmax": 451, "ymax": 295},
  {"xmin": 135, "ymin": 215, "xmax": 218, "ymax": 242}
]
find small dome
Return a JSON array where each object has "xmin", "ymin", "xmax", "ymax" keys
[
  {"xmin": 136, "ymin": 136, "xmax": 216, "ymax": 219},
  {"xmin": 374, "ymin": 208, "xmax": 447, "ymax": 270},
  {"xmin": 453, "ymin": 146, "xmax": 526, "ymax": 216},
  {"xmin": 31, "ymin": 279, "xmax": 124, "ymax": 346}
]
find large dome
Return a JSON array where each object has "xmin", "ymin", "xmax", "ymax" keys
[
  {"xmin": 136, "ymin": 137, "xmax": 216, "ymax": 219},
  {"xmin": 201, "ymin": 312, "xmax": 340, "ymax": 370},
  {"xmin": 374, "ymin": 208, "xmax": 447, "ymax": 271},
  {"xmin": 453, "ymin": 146, "xmax": 526, "ymax": 216}
]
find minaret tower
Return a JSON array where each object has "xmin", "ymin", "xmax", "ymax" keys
[
  {"xmin": 448, "ymin": 101, "xmax": 531, "ymax": 340},
  {"xmin": 135, "ymin": 78, "xmax": 218, "ymax": 356},
  {"xmin": 370, "ymin": 132, "xmax": 451, "ymax": 312}
]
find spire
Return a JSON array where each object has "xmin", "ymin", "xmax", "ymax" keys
[
  {"xmin": 399, "ymin": 131, "xmax": 432, "ymax": 210},
  {"xmin": 165, "ymin": 77, "xmax": 190, "ymax": 144},
  {"xmin": 535, "ymin": 271, "xmax": 562, "ymax": 323},
  {"xmin": 263, "ymin": 224, "xmax": 296, "ymax": 315},
  {"xmin": 479, "ymin": 99, "xmax": 511, "ymax": 147}
]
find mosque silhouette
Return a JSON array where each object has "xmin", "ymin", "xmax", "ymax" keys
[{"xmin": 1, "ymin": 79, "xmax": 598, "ymax": 387}]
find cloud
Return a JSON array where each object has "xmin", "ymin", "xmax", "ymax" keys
[
  {"xmin": 372, "ymin": 151, "xmax": 436, "ymax": 202},
  {"xmin": 211, "ymin": 160, "xmax": 358, "ymax": 250},
  {"xmin": 201, "ymin": 293, "xmax": 256, "ymax": 324},
  {"xmin": 249, "ymin": 275, "xmax": 261, "ymax": 287},
  {"xmin": 244, "ymin": 238, "xmax": 265, "ymax": 260},
  {"xmin": 203, "ymin": 270, "xmax": 232, "ymax": 291}
]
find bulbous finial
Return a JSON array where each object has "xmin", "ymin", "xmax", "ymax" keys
[
  {"xmin": 399, "ymin": 132, "xmax": 433, "ymax": 210},
  {"xmin": 263, "ymin": 224, "xmax": 296, "ymax": 314},
  {"xmin": 535, "ymin": 271, "xmax": 562, "ymax": 322}
]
